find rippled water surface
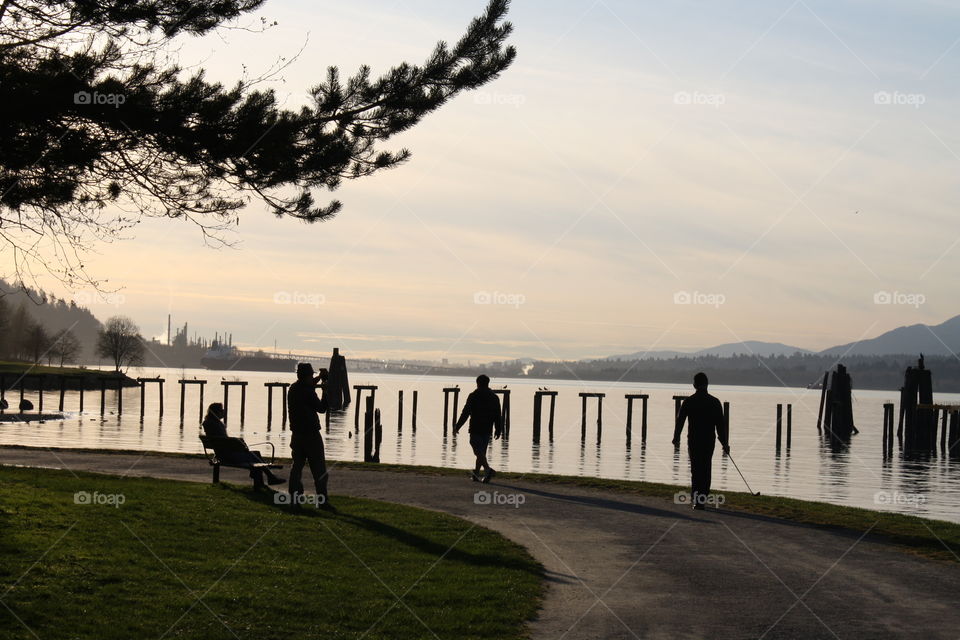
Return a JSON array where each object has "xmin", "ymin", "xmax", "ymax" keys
[{"xmin": 2, "ymin": 367, "xmax": 958, "ymax": 523}]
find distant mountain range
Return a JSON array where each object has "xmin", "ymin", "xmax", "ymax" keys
[{"xmin": 603, "ymin": 315, "xmax": 960, "ymax": 361}]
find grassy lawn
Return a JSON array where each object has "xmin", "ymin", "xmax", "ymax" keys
[{"xmin": 0, "ymin": 466, "xmax": 543, "ymax": 640}]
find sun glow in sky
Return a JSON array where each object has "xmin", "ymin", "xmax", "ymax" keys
[{"xmin": 36, "ymin": 0, "xmax": 960, "ymax": 362}]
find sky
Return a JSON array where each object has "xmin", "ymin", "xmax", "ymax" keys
[{"xmin": 24, "ymin": 0, "xmax": 960, "ymax": 362}]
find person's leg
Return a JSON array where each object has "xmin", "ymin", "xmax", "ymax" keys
[
  {"xmin": 288, "ymin": 445, "xmax": 306, "ymax": 502},
  {"xmin": 305, "ymin": 438, "xmax": 329, "ymax": 504},
  {"xmin": 689, "ymin": 444, "xmax": 704, "ymax": 507},
  {"xmin": 702, "ymin": 441, "xmax": 715, "ymax": 503}
]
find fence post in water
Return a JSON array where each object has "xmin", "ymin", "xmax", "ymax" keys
[
  {"xmin": 59, "ymin": 376, "xmax": 67, "ymax": 412},
  {"xmin": 78, "ymin": 385, "xmax": 84, "ymax": 412},
  {"xmin": 950, "ymin": 410, "xmax": 959, "ymax": 458},
  {"xmin": 116, "ymin": 377, "xmax": 122, "ymax": 416},
  {"xmin": 398, "ymin": 390, "xmax": 403, "ymax": 432},
  {"xmin": 100, "ymin": 379, "xmax": 106, "ymax": 416},
  {"xmin": 139, "ymin": 379, "xmax": 145, "ymax": 419},
  {"xmin": 776, "ymin": 404, "xmax": 783, "ymax": 453},
  {"xmin": 179, "ymin": 381, "xmax": 185, "ymax": 422},
  {"xmin": 178, "ymin": 380, "xmax": 207, "ymax": 426},
  {"xmin": 281, "ymin": 383, "xmax": 288, "ymax": 428},
  {"xmin": 37, "ymin": 376, "xmax": 43, "ymax": 413},
  {"xmin": 882, "ymin": 403, "xmax": 894, "ymax": 457}
]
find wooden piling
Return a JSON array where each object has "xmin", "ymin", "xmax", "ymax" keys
[
  {"xmin": 178, "ymin": 379, "xmax": 207, "ymax": 425},
  {"xmin": 221, "ymin": 381, "xmax": 248, "ymax": 426},
  {"xmin": 100, "ymin": 379, "xmax": 106, "ymax": 416},
  {"xmin": 398, "ymin": 390, "xmax": 404, "ymax": 432},
  {"xmin": 441, "ymin": 387, "xmax": 460, "ymax": 437},
  {"xmin": 776, "ymin": 404, "xmax": 783, "ymax": 452},
  {"xmin": 354, "ymin": 385, "xmax": 379, "ymax": 432},
  {"xmin": 578, "ymin": 392, "xmax": 605, "ymax": 444},
  {"xmin": 492, "ymin": 389, "xmax": 511, "ymax": 440},
  {"xmin": 816, "ymin": 371, "xmax": 828, "ymax": 434},
  {"xmin": 59, "ymin": 376, "xmax": 67, "ymax": 412},
  {"xmin": 786, "ymin": 404, "xmax": 792, "ymax": 449},
  {"xmin": 412, "ymin": 390, "xmax": 418, "ymax": 433},
  {"xmin": 37, "ymin": 376, "xmax": 43, "ymax": 413},
  {"xmin": 625, "ymin": 394, "xmax": 648, "ymax": 447}
]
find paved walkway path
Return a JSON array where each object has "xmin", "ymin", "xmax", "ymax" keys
[{"xmin": 2, "ymin": 447, "xmax": 958, "ymax": 639}]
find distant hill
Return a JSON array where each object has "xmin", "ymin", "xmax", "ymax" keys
[
  {"xmin": 0, "ymin": 280, "xmax": 103, "ymax": 361},
  {"xmin": 605, "ymin": 341, "xmax": 810, "ymax": 361},
  {"xmin": 820, "ymin": 315, "xmax": 960, "ymax": 357}
]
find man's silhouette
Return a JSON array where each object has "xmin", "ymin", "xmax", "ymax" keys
[
  {"xmin": 287, "ymin": 362, "xmax": 333, "ymax": 510},
  {"xmin": 672, "ymin": 372, "xmax": 729, "ymax": 510},
  {"xmin": 454, "ymin": 374, "xmax": 503, "ymax": 483}
]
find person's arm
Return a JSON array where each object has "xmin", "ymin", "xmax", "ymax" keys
[
  {"xmin": 716, "ymin": 400, "xmax": 729, "ymax": 453},
  {"xmin": 454, "ymin": 394, "xmax": 472, "ymax": 432},
  {"xmin": 672, "ymin": 401, "xmax": 687, "ymax": 446}
]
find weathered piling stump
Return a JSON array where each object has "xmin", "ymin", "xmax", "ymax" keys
[
  {"xmin": 264, "ymin": 382, "xmax": 290, "ymax": 429},
  {"xmin": 820, "ymin": 364, "xmax": 856, "ymax": 441},
  {"xmin": 363, "ymin": 396, "xmax": 381, "ymax": 462},
  {"xmin": 398, "ymin": 390, "xmax": 404, "ymax": 432},
  {"xmin": 137, "ymin": 378, "xmax": 165, "ymax": 421},
  {"xmin": 492, "ymin": 389, "xmax": 511, "ymax": 440},
  {"xmin": 354, "ymin": 385, "xmax": 378, "ymax": 431},
  {"xmin": 442, "ymin": 387, "xmax": 460, "ymax": 437},
  {"xmin": 625, "ymin": 394, "xmax": 648, "ymax": 447},
  {"xmin": 326, "ymin": 347, "xmax": 351, "ymax": 410},
  {"xmin": 673, "ymin": 395, "xmax": 688, "ymax": 420},
  {"xmin": 533, "ymin": 389, "xmax": 558, "ymax": 444},
  {"xmin": 221, "ymin": 381, "xmax": 248, "ymax": 426},
  {"xmin": 579, "ymin": 392, "xmax": 605, "ymax": 444},
  {"xmin": 412, "ymin": 390, "xmax": 418, "ymax": 433},
  {"xmin": 882, "ymin": 403, "xmax": 895, "ymax": 457},
  {"xmin": 901, "ymin": 356, "xmax": 937, "ymax": 451},
  {"xmin": 533, "ymin": 390, "xmax": 558, "ymax": 444},
  {"xmin": 178, "ymin": 379, "xmax": 207, "ymax": 425}
]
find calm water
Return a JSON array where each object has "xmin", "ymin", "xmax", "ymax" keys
[{"xmin": 2, "ymin": 367, "xmax": 959, "ymax": 523}]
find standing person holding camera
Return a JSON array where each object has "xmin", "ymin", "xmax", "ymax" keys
[{"xmin": 288, "ymin": 362, "xmax": 334, "ymax": 510}]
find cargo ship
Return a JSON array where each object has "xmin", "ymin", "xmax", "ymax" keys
[{"xmin": 200, "ymin": 340, "xmax": 297, "ymax": 373}]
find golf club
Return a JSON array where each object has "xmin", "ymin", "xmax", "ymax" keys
[{"xmin": 727, "ymin": 452, "xmax": 760, "ymax": 496}]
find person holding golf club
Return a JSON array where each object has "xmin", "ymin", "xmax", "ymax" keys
[{"xmin": 673, "ymin": 372, "xmax": 729, "ymax": 510}]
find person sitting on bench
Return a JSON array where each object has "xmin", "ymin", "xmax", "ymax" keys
[{"xmin": 202, "ymin": 403, "xmax": 285, "ymax": 485}]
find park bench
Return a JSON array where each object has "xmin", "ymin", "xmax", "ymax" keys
[{"xmin": 199, "ymin": 434, "xmax": 283, "ymax": 489}]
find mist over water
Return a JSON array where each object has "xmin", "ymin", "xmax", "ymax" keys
[{"xmin": 2, "ymin": 367, "xmax": 958, "ymax": 523}]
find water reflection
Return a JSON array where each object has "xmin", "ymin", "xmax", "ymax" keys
[{"xmin": 2, "ymin": 368, "xmax": 960, "ymax": 522}]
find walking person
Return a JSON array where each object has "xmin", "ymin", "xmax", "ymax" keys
[
  {"xmin": 287, "ymin": 362, "xmax": 334, "ymax": 510},
  {"xmin": 672, "ymin": 372, "xmax": 729, "ymax": 510},
  {"xmin": 454, "ymin": 374, "xmax": 503, "ymax": 483}
]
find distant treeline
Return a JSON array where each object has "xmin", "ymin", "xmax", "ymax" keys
[
  {"xmin": 476, "ymin": 353, "xmax": 960, "ymax": 393},
  {"xmin": 0, "ymin": 280, "xmax": 102, "ymax": 364}
]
